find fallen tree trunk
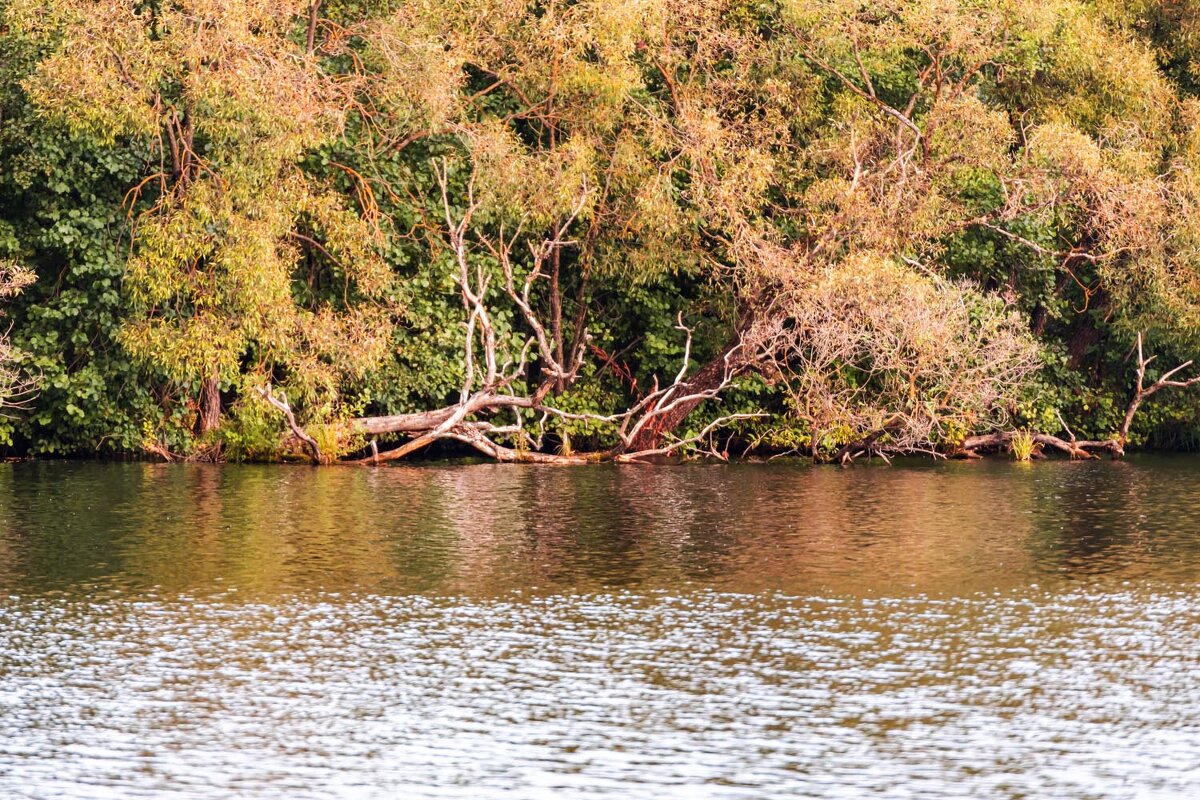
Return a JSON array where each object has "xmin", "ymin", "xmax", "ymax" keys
[
  {"xmin": 337, "ymin": 342, "xmax": 759, "ymax": 466},
  {"xmin": 262, "ymin": 326, "xmax": 1200, "ymax": 466},
  {"xmin": 351, "ymin": 407, "xmax": 460, "ymax": 436},
  {"xmin": 960, "ymin": 431, "xmax": 1122, "ymax": 460},
  {"xmin": 264, "ymin": 163, "xmax": 763, "ymax": 468},
  {"xmin": 348, "ymin": 384, "xmax": 559, "ymax": 439},
  {"xmin": 851, "ymin": 333, "xmax": 1200, "ymax": 463}
]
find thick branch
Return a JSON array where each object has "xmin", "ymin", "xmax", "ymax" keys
[
  {"xmin": 347, "ymin": 391, "xmax": 547, "ymax": 463},
  {"xmin": 306, "ymin": 0, "xmax": 322, "ymax": 55},
  {"xmin": 960, "ymin": 430, "xmax": 1122, "ymax": 459},
  {"xmin": 626, "ymin": 331, "xmax": 748, "ymax": 452},
  {"xmin": 615, "ymin": 413, "xmax": 765, "ymax": 462}
]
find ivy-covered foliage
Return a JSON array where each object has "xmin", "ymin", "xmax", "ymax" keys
[{"xmin": 0, "ymin": 26, "xmax": 165, "ymax": 453}]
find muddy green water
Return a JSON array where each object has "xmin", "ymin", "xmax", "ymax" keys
[{"xmin": 2, "ymin": 458, "xmax": 1200, "ymax": 798}]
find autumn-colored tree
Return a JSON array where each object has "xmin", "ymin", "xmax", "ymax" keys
[{"xmin": 10, "ymin": 0, "xmax": 394, "ymax": 443}]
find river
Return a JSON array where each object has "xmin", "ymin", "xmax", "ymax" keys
[{"xmin": 1, "ymin": 459, "xmax": 1199, "ymax": 798}]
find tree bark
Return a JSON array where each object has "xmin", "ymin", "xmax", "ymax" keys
[
  {"xmin": 257, "ymin": 384, "xmax": 321, "ymax": 464},
  {"xmin": 351, "ymin": 407, "xmax": 459, "ymax": 436},
  {"xmin": 306, "ymin": 0, "xmax": 322, "ymax": 54},
  {"xmin": 197, "ymin": 367, "xmax": 221, "ymax": 435},
  {"xmin": 960, "ymin": 431, "xmax": 1121, "ymax": 459}
]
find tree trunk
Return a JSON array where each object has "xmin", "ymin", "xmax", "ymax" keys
[
  {"xmin": 306, "ymin": 0, "xmax": 322, "ymax": 54},
  {"xmin": 960, "ymin": 430, "xmax": 1121, "ymax": 459},
  {"xmin": 627, "ymin": 338, "xmax": 742, "ymax": 452},
  {"xmin": 197, "ymin": 367, "xmax": 221, "ymax": 435},
  {"xmin": 1066, "ymin": 321, "xmax": 1100, "ymax": 372},
  {"xmin": 550, "ymin": 246, "xmax": 565, "ymax": 393},
  {"xmin": 1065, "ymin": 290, "xmax": 1107, "ymax": 373}
]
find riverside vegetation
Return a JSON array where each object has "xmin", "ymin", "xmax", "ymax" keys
[{"xmin": 4, "ymin": 0, "xmax": 1200, "ymax": 463}]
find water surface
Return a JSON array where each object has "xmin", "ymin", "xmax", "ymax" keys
[{"xmin": 2, "ymin": 459, "xmax": 1199, "ymax": 798}]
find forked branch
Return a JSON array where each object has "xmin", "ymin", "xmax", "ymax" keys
[{"xmin": 1119, "ymin": 332, "xmax": 1200, "ymax": 446}]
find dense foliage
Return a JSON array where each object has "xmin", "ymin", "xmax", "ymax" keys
[{"xmin": 3, "ymin": 0, "xmax": 1200, "ymax": 461}]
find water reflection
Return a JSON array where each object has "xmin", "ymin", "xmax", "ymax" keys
[{"xmin": 3, "ymin": 458, "xmax": 1200, "ymax": 597}]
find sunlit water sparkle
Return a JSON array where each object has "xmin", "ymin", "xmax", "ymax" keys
[{"xmin": 2, "ymin": 459, "xmax": 1200, "ymax": 798}]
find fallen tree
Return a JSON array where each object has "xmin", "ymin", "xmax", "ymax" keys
[
  {"xmin": 257, "ymin": 208, "xmax": 1200, "ymax": 471},
  {"xmin": 270, "ymin": 162, "xmax": 759, "ymax": 465},
  {"xmin": 334, "ymin": 323, "xmax": 756, "ymax": 466},
  {"xmin": 956, "ymin": 333, "xmax": 1200, "ymax": 461},
  {"xmin": 336, "ymin": 311, "xmax": 758, "ymax": 466},
  {"xmin": 959, "ymin": 430, "xmax": 1123, "ymax": 460}
]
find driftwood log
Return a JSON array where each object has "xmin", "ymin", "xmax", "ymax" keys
[{"xmin": 960, "ymin": 431, "xmax": 1121, "ymax": 460}]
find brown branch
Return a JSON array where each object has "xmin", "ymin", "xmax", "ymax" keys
[
  {"xmin": 960, "ymin": 430, "xmax": 1122, "ymax": 460},
  {"xmin": 306, "ymin": 1, "xmax": 322, "ymax": 55},
  {"xmin": 650, "ymin": 54, "xmax": 682, "ymax": 113},
  {"xmin": 800, "ymin": 47, "xmax": 923, "ymax": 140},
  {"xmin": 287, "ymin": 232, "xmax": 342, "ymax": 267}
]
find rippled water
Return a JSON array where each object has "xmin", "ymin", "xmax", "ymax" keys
[{"xmin": 3, "ymin": 459, "xmax": 1200, "ymax": 798}]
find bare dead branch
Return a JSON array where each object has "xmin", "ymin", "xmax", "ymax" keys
[
  {"xmin": 615, "ymin": 412, "xmax": 766, "ymax": 462},
  {"xmin": 256, "ymin": 383, "xmax": 322, "ymax": 464},
  {"xmin": 1119, "ymin": 332, "xmax": 1200, "ymax": 446}
]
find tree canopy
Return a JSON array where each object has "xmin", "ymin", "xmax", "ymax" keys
[{"xmin": 3, "ymin": 0, "xmax": 1200, "ymax": 461}]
